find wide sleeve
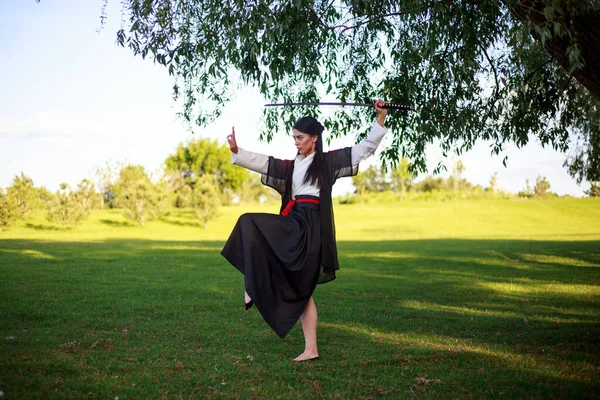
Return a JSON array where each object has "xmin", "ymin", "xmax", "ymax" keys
[
  {"xmin": 262, "ymin": 156, "xmax": 294, "ymax": 198},
  {"xmin": 350, "ymin": 120, "xmax": 388, "ymax": 165},
  {"xmin": 231, "ymin": 148, "xmax": 269, "ymax": 174}
]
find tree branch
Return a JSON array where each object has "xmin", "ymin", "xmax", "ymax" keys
[
  {"xmin": 523, "ymin": 58, "xmax": 553, "ymax": 84},
  {"xmin": 502, "ymin": 0, "xmax": 600, "ymax": 101},
  {"xmin": 478, "ymin": 42, "xmax": 500, "ymax": 128},
  {"xmin": 331, "ymin": 11, "xmax": 412, "ymax": 33}
]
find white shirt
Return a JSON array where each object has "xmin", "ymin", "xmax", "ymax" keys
[{"xmin": 232, "ymin": 120, "xmax": 388, "ymax": 198}]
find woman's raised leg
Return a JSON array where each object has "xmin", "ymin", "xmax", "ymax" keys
[{"xmin": 293, "ymin": 296, "xmax": 319, "ymax": 361}]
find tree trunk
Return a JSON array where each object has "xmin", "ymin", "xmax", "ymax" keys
[
  {"xmin": 204, "ymin": 204, "xmax": 208, "ymax": 229},
  {"xmin": 138, "ymin": 200, "xmax": 144, "ymax": 227},
  {"xmin": 504, "ymin": 0, "xmax": 600, "ymax": 101}
]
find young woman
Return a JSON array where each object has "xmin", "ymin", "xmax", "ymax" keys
[{"xmin": 221, "ymin": 100, "xmax": 388, "ymax": 361}]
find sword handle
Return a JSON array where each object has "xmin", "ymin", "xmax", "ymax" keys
[
  {"xmin": 381, "ymin": 102, "xmax": 413, "ymax": 111},
  {"xmin": 356, "ymin": 102, "xmax": 414, "ymax": 110}
]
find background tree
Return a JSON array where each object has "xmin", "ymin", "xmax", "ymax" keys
[
  {"xmin": 74, "ymin": 178, "xmax": 98, "ymax": 216},
  {"xmin": 11, "ymin": 173, "xmax": 37, "ymax": 219},
  {"xmin": 107, "ymin": 0, "xmax": 599, "ymax": 184},
  {"xmin": 46, "ymin": 183, "xmax": 88, "ymax": 228},
  {"xmin": 0, "ymin": 187, "xmax": 19, "ymax": 232},
  {"xmin": 352, "ymin": 170, "xmax": 369, "ymax": 196},
  {"xmin": 190, "ymin": 175, "xmax": 221, "ymax": 229},
  {"xmin": 166, "ymin": 172, "xmax": 193, "ymax": 208},
  {"xmin": 352, "ymin": 165, "xmax": 389, "ymax": 194},
  {"xmin": 413, "ymin": 176, "xmax": 447, "ymax": 193},
  {"xmin": 237, "ymin": 173, "xmax": 273, "ymax": 204},
  {"xmin": 94, "ymin": 160, "xmax": 123, "ymax": 209},
  {"xmin": 584, "ymin": 182, "xmax": 600, "ymax": 198},
  {"xmin": 534, "ymin": 175, "xmax": 552, "ymax": 196},
  {"xmin": 449, "ymin": 159, "xmax": 466, "ymax": 194},
  {"xmin": 94, "ymin": 161, "xmax": 118, "ymax": 209},
  {"xmin": 489, "ymin": 172, "xmax": 499, "ymax": 192},
  {"xmin": 36, "ymin": 186, "xmax": 55, "ymax": 207},
  {"xmin": 518, "ymin": 178, "xmax": 534, "ymax": 198},
  {"xmin": 154, "ymin": 175, "xmax": 172, "ymax": 215},
  {"xmin": 165, "ymin": 138, "xmax": 248, "ymax": 203},
  {"xmin": 113, "ymin": 165, "xmax": 167, "ymax": 227},
  {"xmin": 390, "ymin": 157, "xmax": 414, "ymax": 196}
]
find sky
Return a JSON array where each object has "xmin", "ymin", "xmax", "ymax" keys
[{"xmin": 0, "ymin": 1, "xmax": 592, "ymax": 197}]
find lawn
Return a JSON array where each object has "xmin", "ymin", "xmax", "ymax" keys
[{"xmin": 1, "ymin": 198, "xmax": 599, "ymax": 399}]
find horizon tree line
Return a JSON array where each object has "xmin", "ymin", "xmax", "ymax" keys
[{"xmin": 1, "ymin": 142, "xmax": 599, "ymax": 231}]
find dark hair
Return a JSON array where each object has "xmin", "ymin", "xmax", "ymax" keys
[{"xmin": 293, "ymin": 116, "xmax": 326, "ymax": 188}]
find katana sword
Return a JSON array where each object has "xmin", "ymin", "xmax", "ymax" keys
[{"xmin": 264, "ymin": 102, "xmax": 414, "ymax": 111}]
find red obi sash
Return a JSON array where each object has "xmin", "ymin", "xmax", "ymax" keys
[{"xmin": 281, "ymin": 198, "xmax": 320, "ymax": 216}]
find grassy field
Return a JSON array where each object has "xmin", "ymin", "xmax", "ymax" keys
[{"xmin": 1, "ymin": 198, "xmax": 599, "ymax": 399}]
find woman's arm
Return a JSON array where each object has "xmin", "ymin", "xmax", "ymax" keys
[
  {"xmin": 232, "ymin": 148, "xmax": 269, "ymax": 174},
  {"xmin": 374, "ymin": 99, "xmax": 388, "ymax": 128},
  {"xmin": 351, "ymin": 99, "xmax": 389, "ymax": 165},
  {"xmin": 227, "ymin": 126, "xmax": 269, "ymax": 174}
]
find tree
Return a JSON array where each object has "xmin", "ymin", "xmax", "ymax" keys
[
  {"xmin": 190, "ymin": 175, "xmax": 221, "ymax": 229},
  {"xmin": 413, "ymin": 176, "xmax": 446, "ymax": 192},
  {"xmin": 518, "ymin": 178, "xmax": 534, "ymax": 198},
  {"xmin": 390, "ymin": 157, "xmax": 414, "ymax": 196},
  {"xmin": 352, "ymin": 165, "xmax": 388, "ymax": 193},
  {"xmin": 113, "ymin": 165, "xmax": 168, "ymax": 227},
  {"xmin": 166, "ymin": 171, "xmax": 193, "ymax": 208},
  {"xmin": 94, "ymin": 161, "xmax": 120, "ymax": 209},
  {"xmin": 533, "ymin": 175, "xmax": 552, "ymax": 196},
  {"xmin": 105, "ymin": 0, "xmax": 599, "ymax": 184},
  {"xmin": 46, "ymin": 183, "xmax": 88, "ymax": 228},
  {"xmin": 352, "ymin": 170, "xmax": 369, "ymax": 196},
  {"xmin": 74, "ymin": 178, "xmax": 98, "ymax": 215},
  {"xmin": 36, "ymin": 186, "xmax": 55, "ymax": 207},
  {"xmin": 489, "ymin": 172, "xmax": 499, "ymax": 192},
  {"xmin": 450, "ymin": 158, "xmax": 466, "ymax": 194},
  {"xmin": 584, "ymin": 182, "xmax": 600, "ymax": 197},
  {"xmin": 0, "ymin": 187, "xmax": 19, "ymax": 232},
  {"xmin": 237, "ymin": 172, "xmax": 273, "ymax": 204},
  {"xmin": 11, "ymin": 173, "xmax": 36, "ymax": 219},
  {"xmin": 165, "ymin": 138, "xmax": 248, "ymax": 203}
]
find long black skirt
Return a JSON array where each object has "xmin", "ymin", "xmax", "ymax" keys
[{"xmin": 220, "ymin": 200, "xmax": 321, "ymax": 338}]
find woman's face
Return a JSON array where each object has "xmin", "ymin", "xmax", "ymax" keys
[{"xmin": 293, "ymin": 129, "xmax": 318, "ymax": 156}]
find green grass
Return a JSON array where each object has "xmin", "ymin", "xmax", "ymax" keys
[{"xmin": 1, "ymin": 198, "xmax": 599, "ymax": 399}]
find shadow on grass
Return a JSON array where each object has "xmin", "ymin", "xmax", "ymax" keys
[
  {"xmin": 158, "ymin": 210, "xmax": 206, "ymax": 228},
  {"xmin": 24, "ymin": 223, "xmax": 62, "ymax": 231},
  {"xmin": 0, "ymin": 237, "xmax": 599, "ymax": 398},
  {"xmin": 159, "ymin": 218, "xmax": 204, "ymax": 228},
  {"xmin": 99, "ymin": 219, "xmax": 135, "ymax": 228}
]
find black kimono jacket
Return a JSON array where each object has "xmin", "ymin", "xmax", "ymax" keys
[{"xmin": 261, "ymin": 147, "xmax": 358, "ymax": 284}]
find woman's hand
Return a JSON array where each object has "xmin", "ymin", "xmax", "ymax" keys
[
  {"xmin": 374, "ymin": 99, "xmax": 387, "ymax": 127},
  {"xmin": 227, "ymin": 126, "xmax": 238, "ymax": 154}
]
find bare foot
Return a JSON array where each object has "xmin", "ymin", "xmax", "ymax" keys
[{"xmin": 292, "ymin": 352, "xmax": 319, "ymax": 362}]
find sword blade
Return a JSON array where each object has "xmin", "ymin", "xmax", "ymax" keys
[{"xmin": 264, "ymin": 102, "xmax": 413, "ymax": 111}]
